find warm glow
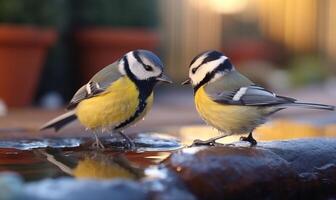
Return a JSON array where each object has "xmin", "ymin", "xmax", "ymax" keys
[
  {"xmin": 255, "ymin": 120, "xmax": 323, "ymax": 141},
  {"xmin": 209, "ymin": 0, "xmax": 248, "ymax": 14},
  {"xmin": 179, "ymin": 125, "xmax": 241, "ymax": 145},
  {"xmin": 179, "ymin": 121, "xmax": 335, "ymax": 145}
]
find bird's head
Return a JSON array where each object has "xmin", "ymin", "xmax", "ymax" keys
[
  {"xmin": 119, "ymin": 49, "xmax": 172, "ymax": 84},
  {"xmin": 182, "ymin": 50, "xmax": 234, "ymax": 88}
]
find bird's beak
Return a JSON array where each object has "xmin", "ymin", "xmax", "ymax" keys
[
  {"xmin": 156, "ymin": 74, "xmax": 173, "ymax": 84},
  {"xmin": 181, "ymin": 78, "xmax": 191, "ymax": 85}
]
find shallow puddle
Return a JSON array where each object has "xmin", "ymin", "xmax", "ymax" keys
[
  {"xmin": 0, "ymin": 133, "xmax": 182, "ymax": 181},
  {"xmin": 0, "ymin": 121, "xmax": 335, "ymax": 182}
]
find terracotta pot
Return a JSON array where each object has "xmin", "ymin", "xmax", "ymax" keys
[
  {"xmin": 223, "ymin": 39, "xmax": 284, "ymax": 64},
  {"xmin": 74, "ymin": 28, "xmax": 159, "ymax": 83},
  {"xmin": 0, "ymin": 25, "xmax": 57, "ymax": 107}
]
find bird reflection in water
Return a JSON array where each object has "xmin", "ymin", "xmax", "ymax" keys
[{"xmin": 38, "ymin": 148, "xmax": 144, "ymax": 180}]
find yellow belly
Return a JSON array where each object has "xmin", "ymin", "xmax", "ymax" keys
[
  {"xmin": 76, "ymin": 77, "xmax": 153, "ymax": 130},
  {"xmin": 195, "ymin": 86, "xmax": 266, "ymax": 134}
]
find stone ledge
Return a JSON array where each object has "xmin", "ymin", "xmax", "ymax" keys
[
  {"xmin": 1, "ymin": 138, "xmax": 336, "ymax": 200},
  {"xmin": 165, "ymin": 138, "xmax": 336, "ymax": 199}
]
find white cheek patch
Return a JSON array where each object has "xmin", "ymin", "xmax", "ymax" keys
[
  {"xmin": 190, "ymin": 53, "xmax": 208, "ymax": 71},
  {"xmin": 126, "ymin": 53, "xmax": 161, "ymax": 80},
  {"xmin": 190, "ymin": 56, "xmax": 227, "ymax": 85},
  {"xmin": 142, "ymin": 57, "xmax": 162, "ymax": 77},
  {"xmin": 118, "ymin": 59, "xmax": 126, "ymax": 75},
  {"xmin": 127, "ymin": 53, "xmax": 147, "ymax": 80}
]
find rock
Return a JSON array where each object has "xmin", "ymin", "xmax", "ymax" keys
[
  {"xmin": 23, "ymin": 178, "xmax": 148, "ymax": 200},
  {"xmin": 166, "ymin": 146, "xmax": 298, "ymax": 199},
  {"xmin": 6, "ymin": 167, "xmax": 195, "ymax": 200},
  {"xmin": 2, "ymin": 138, "xmax": 335, "ymax": 200},
  {"xmin": 0, "ymin": 173, "xmax": 24, "ymax": 200},
  {"xmin": 258, "ymin": 138, "xmax": 336, "ymax": 173},
  {"xmin": 259, "ymin": 139, "xmax": 336, "ymax": 199},
  {"xmin": 299, "ymin": 163, "xmax": 336, "ymax": 199},
  {"xmin": 165, "ymin": 138, "xmax": 336, "ymax": 199},
  {"xmin": 92, "ymin": 133, "xmax": 182, "ymax": 152},
  {"xmin": 0, "ymin": 138, "xmax": 81, "ymax": 150},
  {"xmin": 143, "ymin": 167, "xmax": 196, "ymax": 200}
]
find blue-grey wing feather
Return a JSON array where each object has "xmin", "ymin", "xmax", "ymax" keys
[
  {"xmin": 67, "ymin": 61, "xmax": 123, "ymax": 109},
  {"xmin": 206, "ymin": 83, "xmax": 296, "ymax": 106}
]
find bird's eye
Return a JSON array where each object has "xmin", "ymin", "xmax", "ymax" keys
[
  {"xmin": 144, "ymin": 65, "xmax": 153, "ymax": 71},
  {"xmin": 192, "ymin": 68, "xmax": 197, "ymax": 74}
]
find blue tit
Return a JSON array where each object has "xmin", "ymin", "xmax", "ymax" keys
[
  {"xmin": 182, "ymin": 50, "xmax": 334, "ymax": 146},
  {"xmin": 41, "ymin": 49, "xmax": 172, "ymax": 149}
]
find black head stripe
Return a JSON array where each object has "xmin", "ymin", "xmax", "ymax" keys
[
  {"xmin": 124, "ymin": 54, "xmax": 156, "ymax": 95},
  {"xmin": 194, "ymin": 71, "xmax": 215, "ymax": 93},
  {"xmin": 133, "ymin": 50, "xmax": 154, "ymax": 71},
  {"xmin": 133, "ymin": 51, "xmax": 145, "ymax": 66},
  {"xmin": 190, "ymin": 51, "xmax": 206, "ymax": 67},
  {"xmin": 200, "ymin": 51, "xmax": 223, "ymax": 66},
  {"xmin": 216, "ymin": 58, "xmax": 233, "ymax": 72},
  {"xmin": 123, "ymin": 56, "xmax": 134, "ymax": 79},
  {"xmin": 193, "ymin": 54, "xmax": 231, "ymax": 93},
  {"xmin": 117, "ymin": 56, "xmax": 156, "ymax": 129},
  {"xmin": 190, "ymin": 50, "xmax": 224, "ymax": 74}
]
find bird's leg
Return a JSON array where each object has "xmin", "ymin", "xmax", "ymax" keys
[
  {"xmin": 92, "ymin": 133, "xmax": 105, "ymax": 149},
  {"xmin": 191, "ymin": 134, "xmax": 228, "ymax": 147},
  {"xmin": 118, "ymin": 131, "xmax": 135, "ymax": 150},
  {"xmin": 240, "ymin": 131, "xmax": 257, "ymax": 146}
]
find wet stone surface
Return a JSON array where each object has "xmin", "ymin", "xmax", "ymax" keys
[
  {"xmin": 166, "ymin": 146, "xmax": 298, "ymax": 199},
  {"xmin": 0, "ymin": 133, "xmax": 183, "ymax": 181},
  {"xmin": 165, "ymin": 139, "xmax": 336, "ymax": 199},
  {"xmin": 0, "ymin": 133, "xmax": 182, "ymax": 152},
  {"xmin": 0, "ymin": 135, "xmax": 336, "ymax": 199},
  {"xmin": 258, "ymin": 138, "xmax": 336, "ymax": 173},
  {"xmin": 0, "ymin": 132, "xmax": 194, "ymax": 199}
]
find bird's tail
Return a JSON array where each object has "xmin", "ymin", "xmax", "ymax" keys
[
  {"xmin": 40, "ymin": 110, "xmax": 77, "ymax": 131},
  {"xmin": 283, "ymin": 102, "xmax": 335, "ymax": 111}
]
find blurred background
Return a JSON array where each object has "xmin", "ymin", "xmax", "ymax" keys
[{"xmin": 0, "ymin": 0, "xmax": 335, "ymax": 139}]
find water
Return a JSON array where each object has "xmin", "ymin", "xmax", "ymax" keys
[
  {"xmin": 0, "ymin": 123, "xmax": 334, "ymax": 182},
  {"xmin": 0, "ymin": 133, "xmax": 183, "ymax": 181}
]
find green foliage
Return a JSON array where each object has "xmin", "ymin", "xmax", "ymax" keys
[
  {"xmin": 72, "ymin": 0, "xmax": 158, "ymax": 27},
  {"xmin": 0, "ymin": 0, "xmax": 65, "ymax": 26},
  {"xmin": 289, "ymin": 55, "xmax": 329, "ymax": 87}
]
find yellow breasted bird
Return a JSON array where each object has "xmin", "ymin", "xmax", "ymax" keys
[
  {"xmin": 41, "ymin": 50, "xmax": 172, "ymax": 149},
  {"xmin": 182, "ymin": 50, "xmax": 335, "ymax": 146}
]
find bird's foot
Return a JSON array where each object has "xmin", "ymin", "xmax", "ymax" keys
[
  {"xmin": 190, "ymin": 139, "xmax": 221, "ymax": 147},
  {"xmin": 240, "ymin": 135, "xmax": 257, "ymax": 146},
  {"xmin": 91, "ymin": 140, "xmax": 105, "ymax": 150},
  {"xmin": 118, "ymin": 132, "xmax": 136, "ymax": 151},
  {"xmin": 123, "ymin": 139, "xmax": 135, "ymax": 150}
]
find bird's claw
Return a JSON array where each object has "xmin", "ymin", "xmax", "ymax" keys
[
  {"xmin": 91, "ymin": 140, "xmax": 105, "ymax": 150},
  {"xmin": 123, "ymin": 139, "xmax": 136, "ymax": 151},
  {"xmin": 190, "ymin": 139, "xmax": 219, "ymax": 147},
  {"xmin": 240, "ymin": 136, "xmax": 257, "ymax": 146}
]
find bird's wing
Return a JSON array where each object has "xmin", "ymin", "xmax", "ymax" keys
[
  {"xmin": 67, "ymin": 61, "xmax": 123, "ymax": 109},
  {"xmin": 205, "ymin": 84, "xmax": 296, "ymax": 106}
]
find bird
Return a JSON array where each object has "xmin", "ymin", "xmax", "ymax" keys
[
  {"xmin": 182, "ymin": 50, "xmax": 335, "ymax": 146},
  {"xmin": 41, "ymin": 49, "xmax": 172, "ymax": 149}
]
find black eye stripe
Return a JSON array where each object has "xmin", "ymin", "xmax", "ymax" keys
[
  {"xmin": 189, "ymin": 50, "xmax": 223, "ymax": 74},
  {"xmin": 133, "ymin": 51, "xmax": 143, "ymax": 64},
  {"xmin": 189, "ymin": 52, "xmax": 204, "ymax": 66},
  {"xmin": 133, "ymin": 51, "xmax": 154, "ymax": 72},
  {"xmin": 144, "ymin": 65, "xmax": 153, "ymax": 71},
  {"xmin": 201, "ymin": 51, "xmax": 223, "ymax": 64}
]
